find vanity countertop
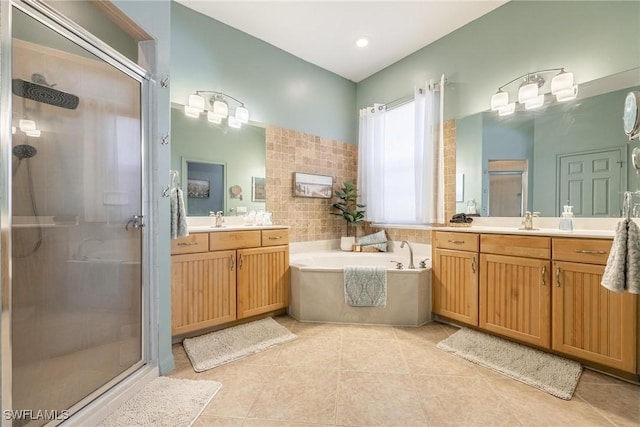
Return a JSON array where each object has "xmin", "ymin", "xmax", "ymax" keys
[
  {"xmin": 188, "ymin": 224, "xmax": 289, "ymax": 233},
  {"xmin": 435, "ymin": 225, "xmax": 614, "ymax": 239}
]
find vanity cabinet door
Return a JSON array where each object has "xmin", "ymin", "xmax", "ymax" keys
[
  {"xmin": 237, "ymin": 245, "xmax": 290, "ymax": 319},
  {"xmin": 552, "ymin": 261, "xmax": 637, "ymax": 373},
  {"xmin": 432, "ymin": 248, "xmax": 479, "ymax": 326},
  {"xmin": 171, "ymin": 250, "xmax": 237, "ymax": 335},
  {"xmin": 479, "ymin": 254, "xmax": 551, "ymax": 348}
]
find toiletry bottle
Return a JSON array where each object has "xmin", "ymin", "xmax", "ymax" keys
[{"xmin": 559, "ymin": 205, "xmax": 574, "ymax": 231}]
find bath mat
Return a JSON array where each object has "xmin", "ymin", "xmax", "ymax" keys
[
  {"xmin": 183, "ymin": 317, "xmax": 297, "ymax": 372},
  {"xmin": 98, "ymin": 377, "xmax": 221, "ymax": 426},
  {"xmin": 437, "ymin": 328, "xmax": 582, "ymax": 400}
]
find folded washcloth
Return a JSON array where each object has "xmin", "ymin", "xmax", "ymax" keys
[
  {"xmin": 602, "ymin": 219, "xmax": 640, "ymax": 294},
  {"xmin": 170, "ymin": 187, "xmax": 189, "ymax": 239},
  {"xmin": 344, "ymin": 265, "xmax": 387, "ymax": 307},
  {"xmin": 358, "ymin": 230, "xmax": 388, "ymax": 252}
]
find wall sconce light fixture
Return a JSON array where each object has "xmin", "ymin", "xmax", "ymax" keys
[
  {"xmin": 490, "ymin": 68, "xmax": 578, "ymax": 116},
  {"xmin": 184, "ymin": 90, "xmax": 249, "ymax": 128}
]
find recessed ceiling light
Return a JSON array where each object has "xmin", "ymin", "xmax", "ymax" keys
[{"xmin": 355, "ymin": 37, "xmax": 369, "ymax": 48}]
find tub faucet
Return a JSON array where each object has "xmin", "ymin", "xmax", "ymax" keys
[{"xmin": 400, "ymin": 240, "xmax": 415, "ymax": 269}]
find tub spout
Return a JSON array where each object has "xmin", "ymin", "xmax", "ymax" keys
[{"xmin": 400, "ymin": 240, "xmax": 415, "ymax": 269}]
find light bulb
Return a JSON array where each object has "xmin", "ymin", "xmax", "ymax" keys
[
  {"xmin": 235, "ymin": 106, "xmax": 249, "ymax": 124},
  {"xmin": 518, "ymin": 82, "xmax": 538, "ymax": 103},
  {"xmin": 556, "ymin": 85, "xmax": 578, "ymax": 102},
  {"xmin": 184, "ymin": 105, "xmax": 200, "ymax": 118},
  {"xmin": 490, "ymin": 91, "xmax": 509, "ymax": 111},
  {"xmin": 188, "ymin": 94, "xmax": 205, "ymax": 112},
  {"xmin": 498, "ymin": 103, "xmax": 515, "ymax": 116},
  {"xmin": 551, "ymin": 71, "xmax": 574, "ymax": 95},
  {"xmin": 207, "ymin": 111, "xmax": 222, "ymax": 124},
  {"xmin": 212, "ymin": 99, "xmax": 229, "ymax": 118},
  {"xmin": 227, "ymin": 115, "xmax": 242, "ymax": 129},
  {"xmin": 525, "ymin": 94, "xmax": 545, "ymax": 109}
]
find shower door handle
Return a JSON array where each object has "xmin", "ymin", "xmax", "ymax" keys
[{"xmin": 126, "ymin": 215, "xmax": 145, "ymax": 231}]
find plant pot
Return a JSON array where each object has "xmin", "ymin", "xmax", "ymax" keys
[{"xmin": 340, "ymin": 236, "xmax": 356, "ymax": 251}]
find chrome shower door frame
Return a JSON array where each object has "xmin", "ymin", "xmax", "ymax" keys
[{"xmin": 0, "ymin": 1, "xmax": 158, "ymax": 425}]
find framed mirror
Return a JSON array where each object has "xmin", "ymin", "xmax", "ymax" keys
[
  {"xmin": 171, "ymin": 104, "xmax": 266, "ymax": 216},
  {"xmin": 456, "ymin": 68, "xmax": 640, "ymax": 218}
]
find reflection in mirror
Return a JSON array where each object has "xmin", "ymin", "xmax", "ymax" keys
[
  {"xmin": 456, "ymin": 68, "xmax": 640, "ymax": 218},
  {"xmin": 183, "ymin": 159, "xmax": 225, "ymax": 216},
  {"xmin": 171, "ymin": 105, "xmax": 266, "ymax": 216}
]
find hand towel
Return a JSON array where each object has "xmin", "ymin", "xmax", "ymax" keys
[
  {"xmin": 626, "ymin": 220, "xmax": 640, "ymax": 294},
  {"xmin": 170, "ymin": 187, "xmax": 189, "ymax": 239},
  {"xmin": 357, "ymin": 230, "xmax": 388, "ymax": 252},
  {"xmin": 344, "ymin": 265, "xmax": 387, "ymax": 307},
  {"xmin": 601, "ymin": 219, "xmax": 640, "ymax": 294}
]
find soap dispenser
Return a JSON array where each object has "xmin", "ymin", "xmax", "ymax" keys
[{"xmin": 559, "ymin": 205, "xmax": 574, "ymax": 231}]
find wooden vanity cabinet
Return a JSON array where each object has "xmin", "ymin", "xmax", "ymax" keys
[
  {"xmin": 171, "ymin": 228, "xmax": 290, "ymax": 336},
  {"xmin": 479, "ymin": 235, "xmax": 551, "ymax": 348},
  {"xmin": 432, "ymin": 231, "xmax": 479, "ymax": 326},
  {"xmin": 552, "ymin": 238, "xmax": 637, "ymax": 373}
]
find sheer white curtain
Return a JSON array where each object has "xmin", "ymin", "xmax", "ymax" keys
[
  {"xmin": 414, "ymin": 74, "xmax": 445, "ymax": 223},
  {"xmin": 357, "ymin": 104, "xmax": 386, "ymax": 223}
]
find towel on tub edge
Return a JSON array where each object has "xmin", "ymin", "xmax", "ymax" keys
[{"xmin": 344, "ymin": 265, "xmax": 387, "ymax": 307}]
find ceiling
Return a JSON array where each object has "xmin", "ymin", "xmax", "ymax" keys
[{"xmin": 176, "ymin": 1, "xmax": 508, "ymax": 83}]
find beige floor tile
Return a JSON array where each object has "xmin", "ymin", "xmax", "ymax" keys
[
  {"xmin": 276, "ymin": 336, "xmax": 341, "ymax": 369},
  {"xmin": 336, "ymin": 371, "xmax": 428, "ymax": 426},
  {"xmin": 241, "ymin": 344, "xmax": 286, "ymax": 366},
  {"xmin": 400, "ymin": 340, "xmax": 479, "ymax": 376},
  {"xmin": 438, "ymin": 322, "xmax": 460, "ymax": 336},
  {"xmin": 341, "ymin": 339, "xmax": 409, "ymax": 374},
  {"xmin": 167, "ymin": 344, "xmax": 197, "ymax": 379},
  {"xmin": 414, "ymin": 375, "xmax": 522, "ymax": 427},
  {"xmin": 579, "ymin": 368, "xmax": 634, "ymax": 385},
  {"xmin": 198, "ymin": 365, "xmax": 271, "ymax": 418},
  {"xmin": 241, "ymin": 420, "xmax": 337, "ymax": 427},
  {"xmin": 575, "ymin": 382, "xmax": 640, "ymax": 427},
  {"xmin": 247, "ymin": 367, "xmax": 339, "ymax": 424},
  {"xmin": 488, "ymin": 377, "xmax": 615, "ymax": 427},
  {"xmin": 341, "ymin": 324, "xmax": 396, "ymax": 340},
  {"xmin": 291, "ymin": 322, "xmax": 344, "ymax": 337},
  {"xmin": 193, "ymin": 416, "xmax": 244, "ymax": 426},
  {"xmin": 272, "ymin": 314, "xmax": 297, "ymax": 330},
  {"xmin": 393, "ymin": 322, "xmax": 450, "ymax": 343}
]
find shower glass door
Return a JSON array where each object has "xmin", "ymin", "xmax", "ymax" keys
[{"xmin": 10, "ymin": 5, "xmax": 145, "ymax": 425}]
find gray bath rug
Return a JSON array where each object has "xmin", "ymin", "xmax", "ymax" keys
[
  {"xmin": 98, "ymin": 377, "xmax": 221, "ymax": 426},
  {"xmin": 437, "ymin": 328, "xmax": 582, "ymax": 400},
  {"xmin": 183, "ymin": 317, "xmax": 297, "ymax": 372}
]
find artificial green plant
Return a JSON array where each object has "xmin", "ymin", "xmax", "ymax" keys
[{"xmin": 331, "ymin": 181, "xmax": 366, "ymax": 237}]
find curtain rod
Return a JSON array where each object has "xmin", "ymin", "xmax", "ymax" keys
[{"xmin": 384, "ymin": 78, "xmax": 448, "ymax": 110}]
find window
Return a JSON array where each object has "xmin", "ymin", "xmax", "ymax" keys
[{"xmin": 381, "ymin": 101, "xmax": 417, "ymax": 223}]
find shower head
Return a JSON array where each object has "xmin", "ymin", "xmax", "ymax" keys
[
  {"xmin": 13, "ymin": 144, "xmax": 37, "ymax": 160},
  {"xmin": 12, "ymin": 78, "xmax": 79, "ymax": 110}
]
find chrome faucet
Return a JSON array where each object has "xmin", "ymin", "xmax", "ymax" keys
[
  {"xmin": 522, "ymin": 211, "xmax": 540, "ymax": 230},
  {"xmin": 400, "ymin": 240, "xmax": 415, "ymax": 269},
  {"xmin": 215, "ymin": 211, "xmax": 224, "ymax": 227}
]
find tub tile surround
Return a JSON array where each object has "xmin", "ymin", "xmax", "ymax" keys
[{"xmin": 173, "ymin": 316, "xmax": 639, "ymax": 426}]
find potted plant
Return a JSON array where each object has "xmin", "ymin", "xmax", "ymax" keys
[{"xmin": 331, "ymin": 181, "xmax": 366, "ymax": 251}]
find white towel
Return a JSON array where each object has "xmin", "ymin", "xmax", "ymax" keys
[
  {"xmin": 170, "ymin": 187, "xmax": 188, "ymax": 239},
  {"xmin": 601, "ymin": 219, "xmax": 640, "ymax": 294},
  {"xmin": 344, "ymin": 265, "xmax": 387, "ymax": 307}
]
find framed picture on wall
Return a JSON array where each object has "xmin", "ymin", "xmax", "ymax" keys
[
  {"xmin": 187, "ymin": 179, "xmax": 210, "ymax": 198},
  {"xmin": 293, "ymin": 172, "xmax": 333, "ymax": 198},
  {"xmin": 252, "ymin": 177, "xmax": 266, "ymax": 202}
]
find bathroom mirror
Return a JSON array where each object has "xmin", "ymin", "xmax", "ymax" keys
[
  {"xmin": 171, "ymin": 104, "xmax": 266, "ymax": 216},
  {"xmin": 456, "ymin": 68, "xmax": 640, "ymax": 218}
]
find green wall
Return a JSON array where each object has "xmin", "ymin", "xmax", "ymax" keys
[
  {"xmin": 170, "ymin": 2, "xmax": 357, "ymax": 144},
  {"xmin": 171, "ymin": 107, "xmax": 267, "ymax": 215},
  {"xmin": 356, "ymin": 1, "xmax": 640, "ymax": 120}
]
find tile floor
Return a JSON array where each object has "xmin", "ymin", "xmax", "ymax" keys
[{"xmin": 168, "ymin": 316, "xmax": 640, "ymax": 426}]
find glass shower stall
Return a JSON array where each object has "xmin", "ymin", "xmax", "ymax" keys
[{"xmin": 1, "ymin": 1, "xmax": 153, "ymax": 425}]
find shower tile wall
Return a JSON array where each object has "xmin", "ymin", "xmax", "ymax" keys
[
  {"xmin": 12, "ymin": 38, "xmax": 142, "ymax": 417},
  {"xmin": 264, "ymin": 120, "xmax": 456, "ymax": 244}
]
